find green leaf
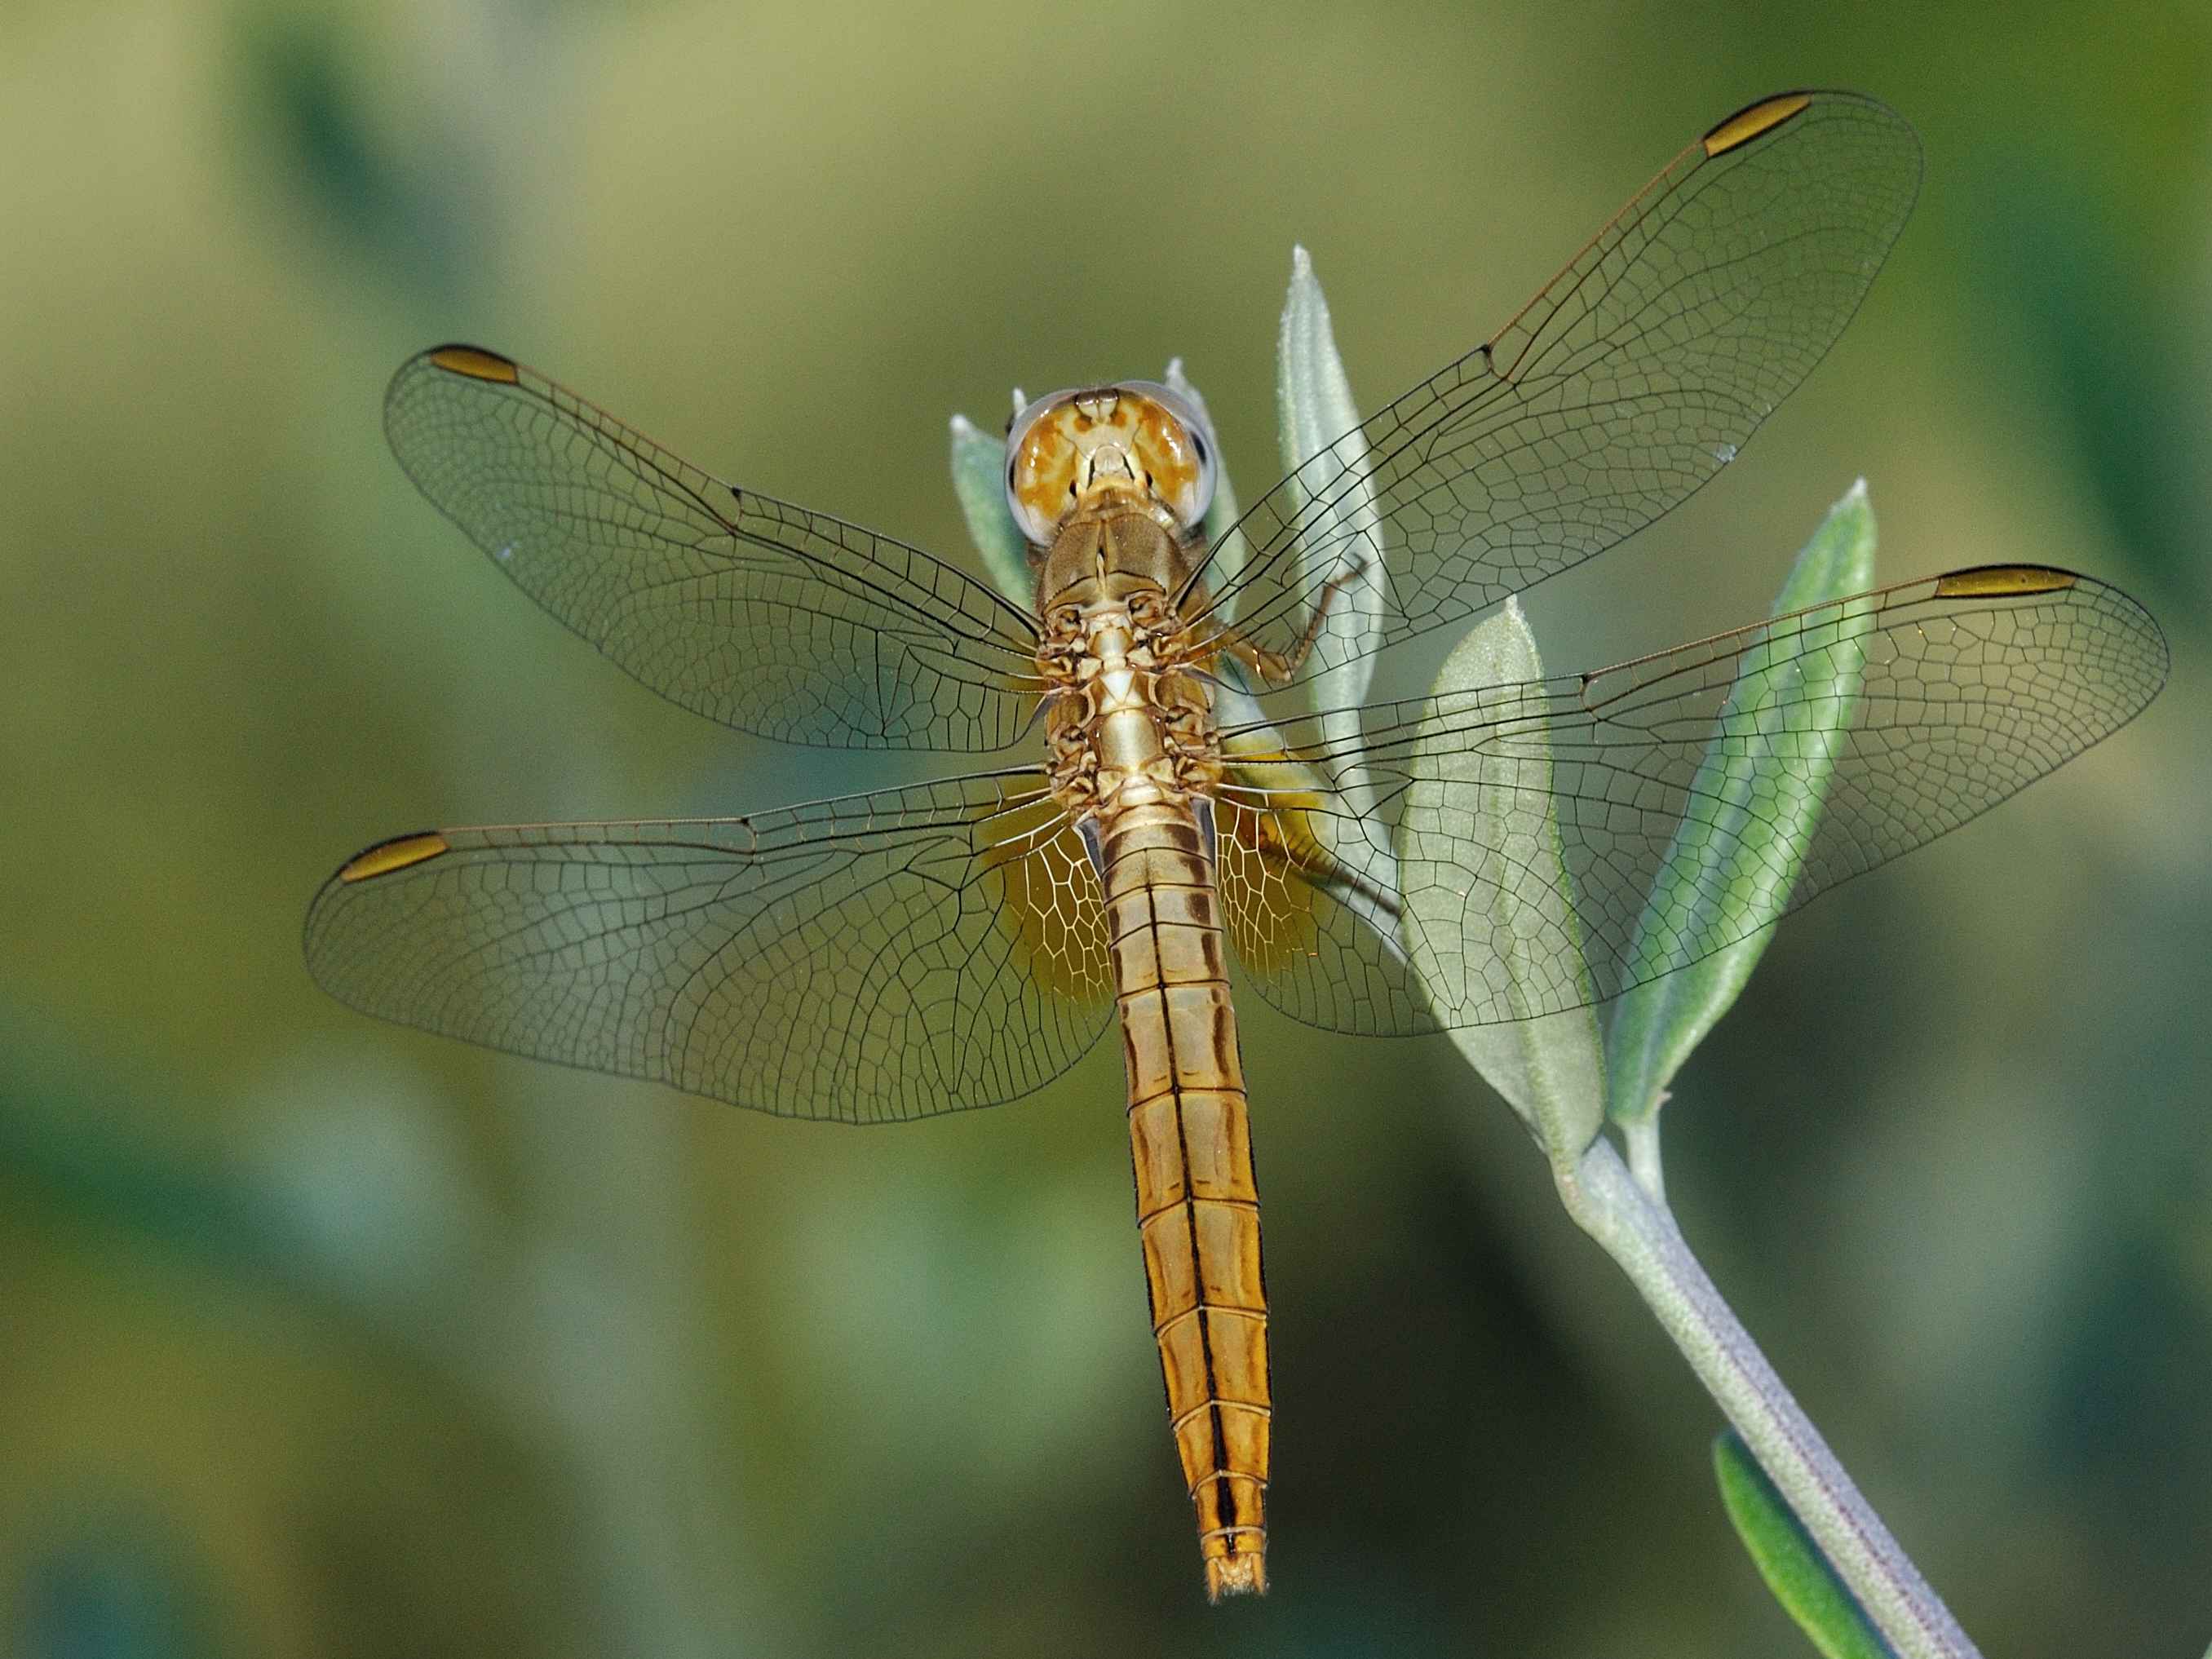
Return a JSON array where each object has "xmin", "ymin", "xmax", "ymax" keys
[
  {"xmin": 1714, "ymin": 1430, "xmax": 1896, "ymax": 1659},
  {"xmin": 1163, "ymin": 358, "xmax": 1246, "ymax": 605},
  {"xmin": 1276, "ymin": 246, "xmax": 1387, "ymax": 740},
  {"xmin": 1274, "ymin": 248, "xmax": 1405, "ymax": 938},
  {"xmin": 1605, "ymin": 481, "xmax": 1878, "ymax": 1126},
  {"xmin": 947, "ymin": 412, "xmax": 1033, "ymax": 610},
  {"xmin": 1409, "ymin": 599, "xmax": 1606, "ymax": 1161}
]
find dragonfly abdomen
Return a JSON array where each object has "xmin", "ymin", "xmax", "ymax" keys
[{"xmin": 1099, "ymin": 798, "xmax": 1272, "ymax": 1599}]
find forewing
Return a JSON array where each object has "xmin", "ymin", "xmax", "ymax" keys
[
  {"xmin": 1193, "ymin": 92, "xmax": 1922, "ymax": 684},
  {"xmin": 1213, "ymin": 569, "xmax": 2166, "ymax": 1032},
  {"xmin": 385, "ymin": 347, "xmax": 1044, "ymax": 751},
  {"xmin": 304, "ymin": 772, "xmax": 1113, "ymax": 1121}
]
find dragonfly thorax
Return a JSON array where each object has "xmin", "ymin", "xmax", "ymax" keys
[
  {"xmin": 1031, "ymin": 492, "xmax": 1201, "ymax": 617},
  {"xmin": 1034, "ymin": 502, "xmax": 1221, "ymax": 834}
]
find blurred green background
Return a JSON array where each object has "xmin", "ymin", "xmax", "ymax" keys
[{"xmin": 2, "ymin": 2, "xmax": 2208, "ymax": 1655}]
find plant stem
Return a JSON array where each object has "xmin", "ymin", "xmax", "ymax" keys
[{"xmin": 1555, "ymin": 1136, "xmax": 1980, "ymax": 1659}]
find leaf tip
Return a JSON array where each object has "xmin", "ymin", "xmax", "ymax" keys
[{"xmin": 1713, "ymin": 1430, "xmax": 1892, "ymax": 1659}]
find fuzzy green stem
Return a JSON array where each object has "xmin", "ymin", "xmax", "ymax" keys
[{"xmin": 1555, "ymin": 1137, "xmax": 1977, "ymax": 1659}]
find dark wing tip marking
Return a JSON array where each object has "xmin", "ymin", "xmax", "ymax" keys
[
  {"xmin": 423, "ymin": 344, "xmax": 520, "ymax": 383},
  {"xmin": 1702, "ymin": 91, "xmax": 1815, "ymax": 156},
  {"xmin": 1931, "ymin": 564, "xmax": 2079, "ymax": 599},
  {"xmin": 338, "ymin": 831, "xmax": 451, "ymax": 883}
]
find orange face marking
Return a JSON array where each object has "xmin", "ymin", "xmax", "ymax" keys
[
  {"xmin": 1006, "ymin": 387, "xmax": 1211, "ymax": 544},
  {"xmin": 1010, "ymin": 414, "xmax": 1081, "ymax": 540}
]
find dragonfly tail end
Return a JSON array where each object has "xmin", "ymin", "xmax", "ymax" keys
[{"xmin": 1204, "ymin": 1549, "xmax": 1267, "ymax": 1600}]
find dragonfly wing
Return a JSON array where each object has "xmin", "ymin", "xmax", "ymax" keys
[
  {"xmin": 1211, "ymin": 751, "xmax": 1438, "ymax": 1035},
  {"xmin": 1195, "ymin": 91, "xmax": 1922, "ymax": 684},
  {"xmin": 304, "ymin": 771, "xmax": 1113, "ymax": 1121},
  {"xmin": 1213, "ymin": 568, "xmax": 2166, "ymax": 1033},
  {"xmin": 385, "ymin": 347, "xmax": 1044, "ymax": 752}
]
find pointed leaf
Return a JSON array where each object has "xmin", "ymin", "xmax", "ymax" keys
[
  {"xmin": 1714, "ymin": 1430, "xmax": 1896, "ymax": 1659},
  {"xmin": 1276, "ymin": 246, "xmax": 1387, "ymax": 738},
  {"xmin": 1164, "ymin": 358, "xmax": 1247, "ymax": 608},
  {"xmin": 949, "ymin": 413, "xmax": 1033, "ymax": 609},
  {"xmin": 1407, "ymin": 599, "xmax": 1605, "ymax": 1161},
  {"xmin": 1606, "ymin": 482, "xmax": 1878, "ymax": 1125},
  {"xmin": 1276, "ymin": 250, "xmax": 1401, "ymax": 929}
]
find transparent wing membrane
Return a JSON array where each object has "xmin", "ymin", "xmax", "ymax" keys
[
  {"xmin": 1191, "ymin": 91, "xmax": 1923, "ymax": 688},
  {"xmin": 324, "ymin": 94, "xmax": 2173, "ymax": 1121},
  {"xmin": 384, "ymin": 347, "xmax": 1045, "ymax": 751},
  {"xmin": 311, "ymin": 567, "xmax": 2161, "ymax": 1107},
  {"xmin": 1214, "ymin": 569, "xmax": 2166, "ymax": 1033},
  {"xmin": 305, "ymin": 772, "xmax": 1113, "ymax": 1121}
]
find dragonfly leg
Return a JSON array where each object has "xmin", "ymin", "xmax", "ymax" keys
[{"xmin": 1212, "ymin": 556, "xmax": 1370, "ymax": 685}]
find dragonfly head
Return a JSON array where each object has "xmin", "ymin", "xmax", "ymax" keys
[{"xmin": 1005, "ymin": 382, "xmax": 1217, "ymax": 546}]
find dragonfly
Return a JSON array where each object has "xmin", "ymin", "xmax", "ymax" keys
[{"xmin": 305, "ymin": 91, "xmax": 2166, "ymax": 1599}]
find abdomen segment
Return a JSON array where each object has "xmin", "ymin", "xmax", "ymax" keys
[{"xmin": 1102, "ymin": 799, "xmax": 1272, "ymax": 1598}]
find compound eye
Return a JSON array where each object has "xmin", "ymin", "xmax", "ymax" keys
[
  {"xmin": 1000, "ymin": 381, "xmax": 1222, "ymax": 538},
  {"xmin": 1183, "ymin": 424, "xmax": 1217, "ymax": 528},
  {"xmin": 1004, "ymin": 387, "xmax": 1081, "ymax": 545},
  {"xmin": 1118, "ymin": 380, "xmax": 1218, "ymax": 531}
]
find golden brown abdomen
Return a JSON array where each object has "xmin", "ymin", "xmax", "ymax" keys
[{"xmin": 1099, "ymin": 798, "xmax": 1271, "ymax": 1599}]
